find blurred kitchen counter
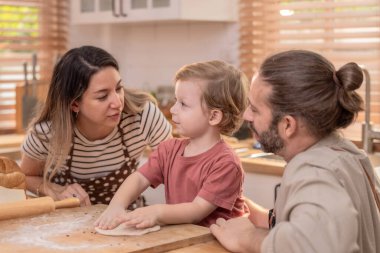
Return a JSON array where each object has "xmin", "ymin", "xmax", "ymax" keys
[
  {"xmin": 343, "ymin": 122, "xmax": 380, "ymax": 153},
  {"xmin": 226, "ymin": 138, "xmax": 285, "ymax": 176},
  {"xmin": 0, "ymin": 134, "xmax": 24, "ymax": 160},
  {"xmin": 227, "ymin": 137, "xmax": 380, "ymax": 177},
  {"xmin": 0, "ymin": 134, "xmax": 24, "ymax": 148}
]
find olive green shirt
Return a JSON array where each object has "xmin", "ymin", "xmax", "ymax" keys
[{"xmin": 262, "ymin": 133, "xmax": 380, "ymax": 253}]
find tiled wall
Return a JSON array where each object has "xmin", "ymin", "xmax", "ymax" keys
[{"xmin": 69, "ymin": 22, "xmax": 239, "ymax": 90}]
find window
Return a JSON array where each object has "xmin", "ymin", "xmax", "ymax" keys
[
  {"xmin": 239, "ymin": 0, "xmax": 380, "ymax": 125},
  {"xmin": 0, "ymin": 0, "xmax": 69, "ymax": 133}
]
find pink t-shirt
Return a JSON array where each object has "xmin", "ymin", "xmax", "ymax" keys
[{"xmin": 138, "ymin": 138, "xmax": 248, "ymax": 227}]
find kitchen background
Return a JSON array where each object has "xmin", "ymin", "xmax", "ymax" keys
[
  {"xmin": 0, "ymin": 0, "xmax": 379, "ymax": 133},
  {"xmin": 0, "ymin": 0, "xmax": 379, "ymax": 208},
  {"xmin": 70, "ymin": 21, "xmax": 239, "ymax": 91}
]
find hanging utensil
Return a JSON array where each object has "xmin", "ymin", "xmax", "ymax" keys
[
  {"xmin": 31, "ymin": 53, "xmax": 37, "ymax": 98},
  {"xmin": 21, "ymin": 54, "xmax": 39, "ymax": 130}
]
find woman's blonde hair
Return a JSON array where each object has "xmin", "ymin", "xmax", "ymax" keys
[
  {"xmin": 174, "ymin": 60, "xmax": 248, "ymax": 135},
  {"xmin": 29, "ymin": 46, "xmax": 155, "ymax": 187}
]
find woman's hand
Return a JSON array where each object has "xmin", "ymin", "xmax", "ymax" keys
[
  {"xmin": 46, "ymin": 182, "xmax": 91, "ymax": 206},
  {"xmin": 94, "ymin": 205, "xmax": 129, "ymax": 230},
  {"xmin": 20, "ymin": 155, "xmax": 91, "ymax": 206}
]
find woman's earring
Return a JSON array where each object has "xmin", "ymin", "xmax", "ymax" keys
[{"xmin": 75, "ymin": 111, "xmax": 79, "ymax": 118}]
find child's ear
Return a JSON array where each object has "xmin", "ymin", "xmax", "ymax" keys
[{"xmin": 209, "ymin": 109, "xmax": 223, "ymax": 126}]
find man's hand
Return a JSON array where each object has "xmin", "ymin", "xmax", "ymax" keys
[{"xmin": 210, "ymin": 216, "xmax": 266, "ymax": 253}]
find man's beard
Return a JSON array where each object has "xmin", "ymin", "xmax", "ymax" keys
[{"xmin": 248, "ymin": 119, "xmax": 284, "ymax": 154}]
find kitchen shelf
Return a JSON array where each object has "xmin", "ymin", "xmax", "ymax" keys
[{"xmin": 70, "ymin": 0, "xmax": 237, "ymax": 24}]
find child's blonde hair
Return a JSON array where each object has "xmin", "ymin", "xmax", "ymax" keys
[{"xmin": 175, "ymin": 60, "xmax": 248, "ymax": 135}]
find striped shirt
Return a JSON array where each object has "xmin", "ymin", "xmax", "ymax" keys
[{"xmin": 22, "ymin": 102, "xmax": 172, "ymax": 179}]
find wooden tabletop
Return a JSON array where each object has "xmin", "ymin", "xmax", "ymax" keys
[{"xmin": 0, "ymin": 204, "xmax": 228, "ymax": 253}]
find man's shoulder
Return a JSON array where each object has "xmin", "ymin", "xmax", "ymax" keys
[
  {"xmin": 293, "ymin": 137, "xmax": 363, "ymax": 166},
  {"xmin": 286, "ymin": 140, "xmax": 367, "ymax": 183}
]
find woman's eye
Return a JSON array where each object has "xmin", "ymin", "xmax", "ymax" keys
[
  {"xmin": 116, "ymin": 86, "xmax": 123, "ymax": 93},
  {"xmin": 98, "ymin": 95, "xmax": 107, "ymax": 101}
]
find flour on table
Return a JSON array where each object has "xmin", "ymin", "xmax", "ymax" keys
[
  {"xmin": 95, "ymin": 224, "xmax": 160, "ymax": 236},
  {"xmin": 0, "ymin": 214, "xmax": 107, "ymax": 250}
]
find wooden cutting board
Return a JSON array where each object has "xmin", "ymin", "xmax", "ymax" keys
[{"xmin": 0, "ymin": 204, "xmax": 214, "ymax": 253}]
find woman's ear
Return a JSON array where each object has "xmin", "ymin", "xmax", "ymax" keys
[
  {"xmin": 71, "ymin": 101, "xmax": 79, "ymax": 113},
  {"xmin": 209, "ymin": 109, "xmax": 223, "ymax": 126}
]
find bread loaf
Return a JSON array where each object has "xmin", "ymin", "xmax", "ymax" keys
[{"xmin": 0, "ymin": 156, "xmax": 26, "ymax": 189}]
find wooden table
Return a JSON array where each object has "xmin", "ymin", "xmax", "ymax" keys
[{"xmin": 0, "ymin": 204, "xmax": 228, "ymax": 253}]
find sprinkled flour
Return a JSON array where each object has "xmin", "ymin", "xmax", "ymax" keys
[{"xmin": 0, "ymin": 214, "xmax": 108, "ymax": 250}]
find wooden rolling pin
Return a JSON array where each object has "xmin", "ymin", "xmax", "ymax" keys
[{"xmin": 0, "ymin": 196, "xmax": 80, "ymax": 221}]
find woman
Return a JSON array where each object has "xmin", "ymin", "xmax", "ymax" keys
[{"xmin": 20, "ymin": 46, "xmax": 172, "ymax": 206}]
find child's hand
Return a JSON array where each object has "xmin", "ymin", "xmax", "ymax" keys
[
  {"xmin": 94, "ymin": 205, "xmax": 128, "ymax": 230},
  {"xmin": 123, "ymin": 205, "xmax": 163, "ymax": 229}
]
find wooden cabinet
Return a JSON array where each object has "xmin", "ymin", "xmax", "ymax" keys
[{"xmin": 70, "ymin": 0, "xmax": 237, "ymax": 24}]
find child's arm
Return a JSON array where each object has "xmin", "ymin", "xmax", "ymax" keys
[
  {"xmin": 120, "ymin": 196, "xmax": 217, "ymax": 228},
  {"xmin": 244, "ymin": 197, "xmax": 269, "ymax": 229},
  {"xmin": 94, "ymin": 171, "xmax": 150, "ymax": 229}
]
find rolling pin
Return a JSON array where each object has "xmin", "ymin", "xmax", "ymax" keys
[{"xmin": 0, "ymin": 196, "xmax": 80, "ymax": 221}]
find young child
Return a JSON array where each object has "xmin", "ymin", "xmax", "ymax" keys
[{"xmin": 94, "ymin": 60, "xmax": 249, "ymax": 229}]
